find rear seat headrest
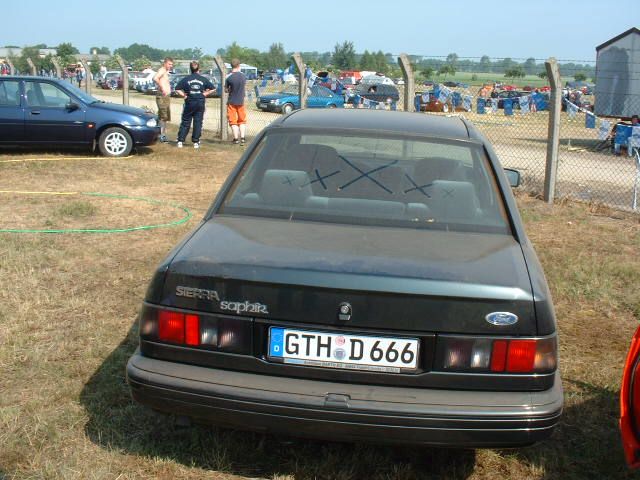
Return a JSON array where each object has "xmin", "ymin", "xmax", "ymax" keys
[
  {"xmin": 259, "ymin": 169, "xmax": 312, "ymax": 207},
  {"xmin": 413, "ymin": 157, "xmax": 463, "ymax": 184},
  {"xmin": 429, "ymin": 180, "xmax": 480, "ymax": 221},
  {"xmin": 271, "ymin": 144, "xmax": 341, "ymax": 172}
]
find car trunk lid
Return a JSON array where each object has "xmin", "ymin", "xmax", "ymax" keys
[{"xmin": 160, "ymin": 216, "xmax": 536, "ymax": 335}]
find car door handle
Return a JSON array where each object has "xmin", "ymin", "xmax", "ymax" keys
[{"xmin": 30, "ymin": 111, "xmax": 41, "ymax": 115}]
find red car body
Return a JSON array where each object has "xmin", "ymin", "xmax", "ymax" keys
[
  {"xmin": 338, "ymin": 70, "xmax": 362, "ymax": 83},
  {"xmin": 621, "ymin": 325, "xmax": 640, "ymax": 468}
]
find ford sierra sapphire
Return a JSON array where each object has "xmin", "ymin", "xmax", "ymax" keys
[{"xmin": 126, "ymin": 108, "xmax": 562, "ymax": 447}]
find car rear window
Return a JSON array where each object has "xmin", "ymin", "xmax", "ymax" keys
[{"xmin": 220, "ymin": 130, "xmax": 511, "ymax": 234}]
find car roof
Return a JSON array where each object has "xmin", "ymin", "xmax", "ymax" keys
[
  {"xmin": 0, "ymin": 76, "xmax": 66, "ymax": 82},
  {"xmin": 275, "ymin": 109, "xmax": 471, "ymax": 139}
]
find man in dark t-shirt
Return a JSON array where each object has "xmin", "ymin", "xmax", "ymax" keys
[
  {"xmin": 224, "ymin": 58, "xmax": 247, "ymax": 145},
  {"xmin": 174, "ymin": 61, "xmax": 215, "ymax": 148}
]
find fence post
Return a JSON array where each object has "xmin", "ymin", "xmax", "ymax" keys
[
  {"xmin": 291, "ymin": 53, "xmax": 307, "ymax": 110},
  {"xmin": 115, "ymin": 55, "xmax": 129, "ymax": 105},
  {"xmin": 544, "ymin": 57, "xmax": 561, "ymax": 204},
  {"xmin": 51, "ymin": 57, "xmax": 62, "ymax": 78},
  {"xmin": 7, "ymin": 59, "xmax": 15, "ymax": 75},
  {"xmin": 398, "ymin": 53, "xmax": 415, "ymax": 112},
  {"xmin": 79, "ymin": 59, "xmax": 92, "ymax": 94},
  {"xmin": 26, "ymin": 57, "xmax": 37, "ymax": 76},
  {"xmin": 213, "ymin": 55, "xmax": 228, "ymax": 141}
]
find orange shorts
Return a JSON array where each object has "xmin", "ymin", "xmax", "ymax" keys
[{"xmin": 227, "ymin": 104, "xmax": 247, "ymax": 125}]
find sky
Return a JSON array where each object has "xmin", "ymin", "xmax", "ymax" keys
[{"xmin": 4, "ymin": 0, "xmax": 639, "ymax": 62}]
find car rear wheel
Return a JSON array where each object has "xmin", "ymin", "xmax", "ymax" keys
[
  {"xmin": 282, "ymin": 103, "xmax": 294, "ymax": 115},
  {"xmin": 328, "ymin": 104, "xmax": 337, "ymax": 109},
  {"xmin": 99, "ymin": 127, "xmax": 133, "ymax": 157}
]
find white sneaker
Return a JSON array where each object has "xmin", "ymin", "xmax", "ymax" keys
[
  {"xmin": 193, "ymin": 142, "xmax": 200, "ymax": 149},
  {"xmin": 177, "ymin": 141, "xmax": 183, "ymax": 148}
]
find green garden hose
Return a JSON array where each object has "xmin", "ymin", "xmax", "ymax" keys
[{"xmin": 0, "ymin": 191, "xmax": 192, "ymax": 234}]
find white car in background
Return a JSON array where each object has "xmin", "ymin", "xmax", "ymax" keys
[
  {"xmin": 97, "ymin": 70, "xmax": 121, "ymax": 88},
  {"xmin": 129, "ymin": 71, "xmax": 156, "ymax": 90},
  {"xmin": 360, "ymin": 75, "xmax": 395, "ymax": 86}
]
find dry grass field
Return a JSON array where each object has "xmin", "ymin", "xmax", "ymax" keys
[{"xmin": 0, "ymin": 132, "xmax": 639, "ymax": 479}]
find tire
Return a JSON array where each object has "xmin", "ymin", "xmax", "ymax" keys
[
  {"xmin": 328, "ymin": 104, "xmax": 337, "ymax": 109},
  {"xmin": 442, "ymin": 104, "xmax": 449, "ymax": 113},
  {"xmin": 99, "ymin": 127, "xmax": 133, "ymax": 157},
  {"xmin": 282, "ymin": 103, "xmax": 294, "ymax": 115}
]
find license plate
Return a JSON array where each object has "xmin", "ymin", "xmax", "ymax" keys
[
  {"xmin": 268, "ymin": 327, "xmax": 419, "ymax": 373},
  {"xmin": 259, "ymin": 103, "xmax": 268, "ymax": 108}
]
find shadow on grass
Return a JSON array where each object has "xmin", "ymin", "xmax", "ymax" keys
[
  {"xmin": 80, "ymin": 324, "xmax": 631, "ymax": 479},
  {"xmin": 503, "ymin": 379, "xmax": 634, "ymax": 480},
  {"xmin": 505, "ymin": 378, "xmax": 639, "ymax": 480},
  {"xmin": 0, "ymin": 145, "xmax": 155, "ymax": 157},
  {"xmin": 80, "ymin": 323, "xmax": 476, "ymax": 479}
]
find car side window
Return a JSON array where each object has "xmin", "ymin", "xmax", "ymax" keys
[
  {"xmin": 0, "ymin": 81, "xmax": 21, "ymax": 106},
  {"xmin": 25, "ymin": 81, "xmax": 71, "ymax": 108}
]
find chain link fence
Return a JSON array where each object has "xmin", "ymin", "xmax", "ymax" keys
[
  {"xmin": 23, "ymin": 51, "xmax": 638, "ymax": 213},
  {"xmin": 400, "ymin": 55, "xmax": 640, "ymax": 212},
  {"xmin": 555, "ymin": 61, "xmax": 640, "ymax": 211}
]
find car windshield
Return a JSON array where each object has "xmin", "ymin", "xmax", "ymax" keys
[
  {"xmin": 63, "ymin": 82, "xmax": 100, "ymax": 104},
  {"xmin": 220, "ymin": 130, "xmax": 511, "ymax": 234}
]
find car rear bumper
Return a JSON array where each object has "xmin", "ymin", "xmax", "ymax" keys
[
  {"xmin": 256, "ymin": 103, "xmax": 284, "ymax": 113},
  {"xmin": 127, "ymin": 349, "xmax": 563, "ymax": 447}
]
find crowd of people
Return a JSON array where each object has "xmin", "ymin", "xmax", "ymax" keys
[
  {"xmin": 0, "ymin": 59, "xmax": 88, "ymax": 85},
  {"xmin": 152, "ymin": 57, "xmax": 247, "ymax": 148}
]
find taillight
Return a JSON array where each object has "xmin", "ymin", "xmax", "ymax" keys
[
  {"xmin": 184, "ymin": 314, "xmax": 200, "ymax": 346},
  {"xmin": 436, "ymin": 336, "xmax": 557, "ymax": 374},
  {"xmin": 505, "ymin": 340, "xmax": 536, "ymax": 372},
  {"xmin": 620, "ymin": 325, "xmax": 640, "ymax": 468},
  {"xmin": 140, "ymin": 304, "xmax": 252, "ymax": 354},
  {"xmin": 158, "ymin": 310, "xmax": 187, "ymax": 344},
  {"xmin": 490, "ymin": 340, "xmax": 508, "ymax": 372}
]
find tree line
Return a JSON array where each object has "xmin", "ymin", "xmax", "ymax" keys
[{"xmin": 4, "ymin": 41, "xmax": 595, "ymax": 81}]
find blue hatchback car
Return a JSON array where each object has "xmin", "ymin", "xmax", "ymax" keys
[
  {"xmin": 0, "ymin": 76, "xmax": 159, "ymax": 157},
  {"xmin": 256, "ymin": 85, "xmax": 344, "ymax": 114}
]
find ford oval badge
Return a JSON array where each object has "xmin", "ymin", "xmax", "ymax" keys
[{"xmin": 485, "ymin": 312, "xmax": 518, "ymax": 326}]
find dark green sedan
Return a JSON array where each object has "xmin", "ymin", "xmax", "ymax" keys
[{"xmin": 127, "ymin": 109, "xmax": 562, "ymax": 447}]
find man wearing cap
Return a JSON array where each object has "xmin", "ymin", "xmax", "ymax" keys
[{"xmin": 174, "ymin": 61, "xmax": 215, "ymax": 149}]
